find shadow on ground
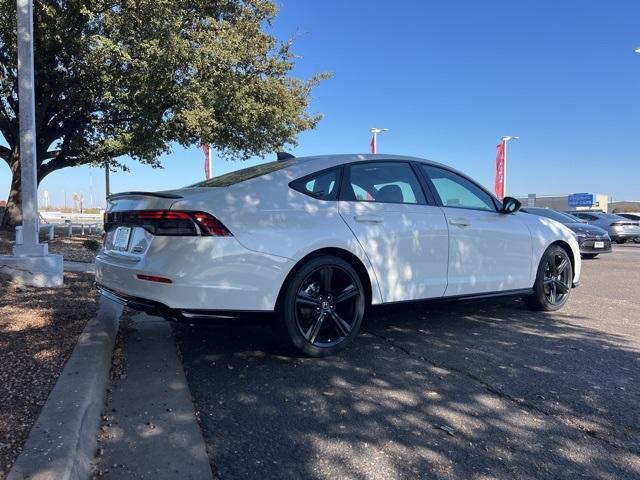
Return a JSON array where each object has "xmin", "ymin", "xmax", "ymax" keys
[{"xmin": 174, "ymin": 297, "xmax": 640, "ymax": 480}]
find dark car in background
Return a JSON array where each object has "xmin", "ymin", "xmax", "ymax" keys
[
  {"xmin": 567, "ymin": 211, "xmax": 640, "ymax": 244},
  {"xmin": 522, "ymin": 208, "xmax": 612, "ymax": 258}
]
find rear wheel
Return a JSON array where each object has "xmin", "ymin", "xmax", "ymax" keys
[
  {"xmin": 525, "ymin": 245, "xmax": 573, "ymax": 311},
  {"xmin": 615, "ymin": 239, "xmax": 627, "ymax": 244},
  {"xmin": 277, "ymin": 255, "xmax": 365, "ymax": 357}
]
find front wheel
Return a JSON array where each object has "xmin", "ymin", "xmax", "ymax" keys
[
  {"xmin": 524, "ymin": 245, "xmax": 573, "ymax": 311},
  {"xmin": 277, "ymin": 255, "xmax": 365, "ymax": 357}
]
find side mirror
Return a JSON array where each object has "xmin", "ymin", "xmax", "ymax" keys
[{"xmin": 500, "ymin": 196, "xmax": 522, "ymax": 214}]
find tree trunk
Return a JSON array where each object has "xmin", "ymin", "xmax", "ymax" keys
[{"xmin": 1, "ymin": 171, "xmax": 22, "ymax": 231}]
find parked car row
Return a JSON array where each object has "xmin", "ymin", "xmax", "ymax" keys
[
  {"xmin": 567, "ymin": 210, "xmax": 640, "ymax": 245},
  {"xmin": 520, "ymin": 208, "xmax": 613, "ymax": 258},
  {"xmin": 520, "ymin": 207, "xmax": 640, "ymax": 259}
]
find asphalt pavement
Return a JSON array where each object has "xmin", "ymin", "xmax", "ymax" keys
[{"xmin": 174, "ymin": 245, "xmax": 640, "ymax": 480}]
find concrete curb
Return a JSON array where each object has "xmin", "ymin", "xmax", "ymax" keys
[
  {"xmin": 95, "ymin": 314, "xmax": 213, "ymax": 479},
  {"xmin": 8, "ymin": 297, "xmax": 123, "ymax": 480}
]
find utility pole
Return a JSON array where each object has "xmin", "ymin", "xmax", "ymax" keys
[{"xmin": 105, "ymin": 164, "xmax": 110, "ymax": 201}]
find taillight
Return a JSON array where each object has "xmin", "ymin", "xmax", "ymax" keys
[
  {"xmin": 610, "ymin": 221, "xmax": 637, "ymax": 227},
  {"xmin": 104, "ymin": 210, "xmax": 232, "ymax": 237},
  {"xmin": 192, "ymin": 212, "xmax": 232, "ymax": 236}
]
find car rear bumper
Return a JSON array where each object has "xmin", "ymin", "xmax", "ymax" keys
[
  {"xmin": 96, "ymin": 283, "xmax": 273, "ymax": 321},
  {"xmin": 610, "ymin": 233, "xmax": 640, "ymax": 241},
  {"xmin": 95, "ymin": 236, "xmax": 295, "ymax": 311}
]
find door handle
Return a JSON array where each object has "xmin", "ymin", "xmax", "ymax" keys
[
  {"xmin": 354, "ymin": 214, "xmax": 384, "ymax": 224},
  {"xmin": 449, "ymin": 217, "xmax": 470, "ymax": 227}
]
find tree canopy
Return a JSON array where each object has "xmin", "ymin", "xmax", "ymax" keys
[{"xmin": 0, "ymin": 0, "xmax": 326, "ymax": 227}]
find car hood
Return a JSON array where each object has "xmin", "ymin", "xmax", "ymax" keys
[{"xmin": 564, "ymin": 223, "xmax": 608, "ymax": 236}]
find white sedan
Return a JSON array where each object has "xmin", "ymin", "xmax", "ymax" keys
[{"xmin": 96, "ymin": 154, "xmax": 581, "ymax": 356}]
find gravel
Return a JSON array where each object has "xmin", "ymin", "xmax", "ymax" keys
[{"xmin": 0, "ymin": 271, "xmax": 97, "ymax": 479}]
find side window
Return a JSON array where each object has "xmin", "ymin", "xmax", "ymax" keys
[
  {"xmin": 344, "ymin": 162, "xmax": 425, "ymax": 204},
  {"xmin": 290, "ymin": 168, "xmax": 338, "ymax": 200},
  {"xmin": 421, "ymin": 165, "xmax": 495, "ymax": 211}
]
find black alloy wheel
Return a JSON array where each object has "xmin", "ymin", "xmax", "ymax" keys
[
  {"xmin": 278, "ymin": 255, "xmax": 365, "ymax": 357},
  {"xmin": 525, "ymin": 245, "xmax": 573, "ymax": 311}
]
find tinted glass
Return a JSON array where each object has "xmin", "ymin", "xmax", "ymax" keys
[
  {"xmin": 344, "ymin": 162, "xmax": 425, "ymax": 204},
  {"xmin": 422, "ymin": 165, "xmax": 495, "ymax": 211},
  {"xmin": 191, "ymin": 160, "xmax": 295, "ymax": 187},
  {"xmin": 574, "ymin": 213, "xmax": 598, "ymax": 221},
  {"xmin": 290, "ymin": 169, "xmax": 338, "ymax": 200}
]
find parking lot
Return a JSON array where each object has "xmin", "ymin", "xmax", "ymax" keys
[{"xmin": 174, "ymin": 245, "xmax": 640, "ymax": 479}]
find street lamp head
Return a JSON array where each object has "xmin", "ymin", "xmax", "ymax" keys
[
  {"xmin": 635, "ymin": 47, "xmax": 640, "ymax": 54},
  {"xmin": 370, "ymin": 127, "xmax": 389, "ymax": 134},
  {"xmin": 501, "ymin": 135, "xmax": 519, "ymax": 141}
]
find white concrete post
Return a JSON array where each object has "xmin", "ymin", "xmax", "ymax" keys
[
  {"xmin": 0, "ymin": 0, "xmax": 63, "ymax": 287},
  {"xmin": 81, "ymin": 224, "xmax": 85, "ymax": 236},
  {"xmin": 12, "ymin": 0, "xmax": 46, "ymax": 257},
  {"xmin": 48, "ymin": 225, "xmax": 54, "ymax": 240}
]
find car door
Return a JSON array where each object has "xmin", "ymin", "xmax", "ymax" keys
[
  {"xmin": 420, "ymin": 164, "xmax": 532, "ymax": 296},
  {"xmin": 339, "ymin": 161, "xmax": 449, "ymax": 302}
]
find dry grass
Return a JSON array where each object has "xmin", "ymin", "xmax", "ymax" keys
[{"xmin": 0, "ymin": 272, "xmax": 97, "ymax": 478}]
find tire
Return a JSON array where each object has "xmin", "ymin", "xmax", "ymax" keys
[
  {"xmin": 581, "ymin": 253, "xmax": 598, "ymax": 259},
  {"xmin": 633, "ymin": 237, "xmax": 640, "ymax": 244},
  {"xmin": 276, "ymin": 255, "xmax": 366, "ymax": 357},
  {"xmin": 524, "ymin": 245, "xmax": 573, "ymax": 311},
  {"xmin": 614, "ymin": 239, "xmax": 627, "ymax": 244}
]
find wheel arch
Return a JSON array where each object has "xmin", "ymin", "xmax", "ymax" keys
[
  {"xmin": 550, "ymin": 240, "xmax": 576, "ymax": 278},
  {"xmin": 275, "ymin": 248, "xmax": 374, "ymax": 312}
]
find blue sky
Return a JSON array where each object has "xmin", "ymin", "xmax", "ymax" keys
[{"xmin": 1, "ymin": 0, "xmax": 639, "ymax": 207}]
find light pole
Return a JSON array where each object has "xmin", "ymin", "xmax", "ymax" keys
[
  {"xmin": 369, "ymin": 128, "xmax": 388, "ymax": 154},
  {"xmin": 0, "ymin": 0, "xmax": 63, "ymax": 286},
  {"xmin": 13, "ymin": 0, "xmax": 44, "ymax": 256},
  {"xmin": 501, "ymin": 135, "xmax": 518, "ymax": 196}
]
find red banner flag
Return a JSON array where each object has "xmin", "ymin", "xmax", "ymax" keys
[
  {"xmin": 494, "ymin": 141, "xmax": 505, "ymax": 200},
  {"xmin": 201, "ymin": 143, "xmax": 211, "ymax": 180},
  {"xmin": 370, "ymin": 135, "xmax": 376, "ymax": 154}
]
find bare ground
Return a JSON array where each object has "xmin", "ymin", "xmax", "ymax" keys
[
  {"xmin": 0, "ymin": 272, "xmax": 97, "ymax": 479},
  {"xmin": 0, "ymin": 230, "xmax": 101, "ymax": 263}
]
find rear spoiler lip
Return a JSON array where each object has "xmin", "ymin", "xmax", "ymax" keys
[{"xmin": 107, "ymin": 191, "xmax": 183, "ymax": 201}]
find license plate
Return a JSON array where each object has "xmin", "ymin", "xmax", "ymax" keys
[
  {"xmin": 594, "ymin": 241, "xmax": 604, "ymax": 249},
  {"xmin": 112, "ymin": 227, "xmax": 132, "ymax": 251}
]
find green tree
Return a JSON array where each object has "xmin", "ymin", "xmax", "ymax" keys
[{"xmin": 0, "ymin": 0, "xmax": 326, "ymax": 229}]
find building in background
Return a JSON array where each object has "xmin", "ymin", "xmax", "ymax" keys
[
  {"xmin": 609, "ymin": 200, "xmax": 640, "ymax": 213},
  {"xmin": 515, "ymin": 193, "xmax": 609, "ymax": 212}
]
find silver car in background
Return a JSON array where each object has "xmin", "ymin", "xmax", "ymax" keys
[{"xmin": 567, "ymin": 211, "xmax": 640, "ymax": 244}]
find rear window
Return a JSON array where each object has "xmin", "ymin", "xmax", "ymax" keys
[
  {"xmin": 191, "ymin": 160, "xmax": 295, "ymax": 187},
  {"xmin": 290, "ymin": 168, "xmax": 339, "ymax": 200}
]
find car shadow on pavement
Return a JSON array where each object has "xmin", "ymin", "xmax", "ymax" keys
[{"xmin": 173, "ymin": 298, "xmax": 640, "ymax": 480}]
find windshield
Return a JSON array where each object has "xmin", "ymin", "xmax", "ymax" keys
[
  {"xmin": 190, "ymin": 160, "xmax": 295, "ymax": 188},
  {"xmin": 523, "ymin": 208, "xmax": 580, "ymax": 224}
]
